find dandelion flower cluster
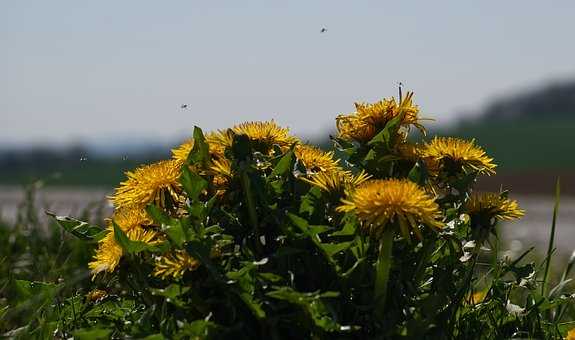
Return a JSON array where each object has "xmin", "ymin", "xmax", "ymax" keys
[
  {"xmin": 421, "ymin": 137, "xmax": 496, "ymax": 175},
  {"xmin": 465, "ymin": 192, "xmax": 524, "ymax": 221},
  {"xmin": 232, "ymin": 120, "xmax": 297, "ymax": 149},
  {"xmin": 171, "ymin": 138, "xmax": 195, "ymax": 165},
  {"xmin": 338, "ymin": 179, "xmax": 443, "ymax": 239},
  {"xmin": 153, "ymin": 250, "xmax": 200, "ymax": 280},
  {"xmin": 295, "ymin": 144, "xmax": 340, "ymax": 175},
  {"xmin": 301, "ymin": 170, "xmax": 371, "ymax": 196},
  {"xmin": 111, "ymin": 160, "xmax": 183, "ymax": 209},
  {"xmin": 336, "ymin": 92, "xmax": 424, "ymax": 143},
  {"xmin": 89, "ymin": 208, "xmax": 160, "ymax": 274}
]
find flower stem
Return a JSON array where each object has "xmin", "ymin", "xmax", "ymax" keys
[{"xmin": 374, "ymin": 227, "xmax": 394, "ymax": 318}]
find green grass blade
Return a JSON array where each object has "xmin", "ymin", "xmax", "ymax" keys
[{"xmin": 542, "ymin": 177, "xmax": 560, "ymax": 296}]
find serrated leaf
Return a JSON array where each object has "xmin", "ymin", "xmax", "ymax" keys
[
  {"xmin": 180, "ymin": 166, "xmax": 208, "ymax": 202},
  {"xmin": 187, "ymin": 126, "xmax": 209, "ymax": 166},
  {"xmin": 45, "ymin": 211, "xmax": 103, "ymax": 241},
  {"xmin": 266, "ymin": 287, "xmax": 345, "ymax": 332},
  {"xmin": 271, "ymin": 149, "xmax": 294, "ymax": 177},
  {"xmin": 15, "ymin": 280, "xmax": 59, "ymax": 299},
  {"xmin": 113, "ymin": 222, "xmax": 165, "ymax": 254},
  {"xmin": 319, "ymin": 241, "xmax": 354, "ymax": 257}
]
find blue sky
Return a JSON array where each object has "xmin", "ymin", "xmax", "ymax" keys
[{"xmin": 2, "ymin": 1, "xmax": 575, "ymax": 146}]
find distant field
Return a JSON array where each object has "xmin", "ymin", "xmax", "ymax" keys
[
  {"xmin": 1, "ymin": 117, "xmax": 573, "ymax": 190},
  {"xmin": 0, "ymin": 158, "xmax": 160, "ymax": 187},
  {"xmin": 445, "ymin": 118, "xmax": 575, "ymax": 170}
]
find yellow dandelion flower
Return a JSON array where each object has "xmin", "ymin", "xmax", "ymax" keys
[
  {"xmin": 336, "ymin": 92, "xmax": 425, "ymax": 143},
  {"xmin": 395, "ymin": 142, "xmax": 421, "ymax": 162},
  {"xmin": 337, "ymin": 179, "xmax": 443, "ymax": 239},
  {"xmin": 89, "ymin": 233, "xmax": 123, "ymax": 275},
  {"xmin": 335, "ymin": 115, "xmax": 378, "ymax": 143},
  {"xmin": 466, "ymin": 192, "xmax": 524, "ymax": 221},
  {"xmin": 210, "ymin": 157, "xmax": 233, "ymax": 191},
  {"xmin": 171, "ymin": 138, "xmax": 194, "ymax": 165},
  {"xmin": 153, "ymin": 250, "xmax": 200, "ymax": 280},
  {"xmin": 232, "ymin": 120, "xmax": 298, "ymax": 151},
  {"xmin": 300, "ymin": 169, "xmax": 370, "ymax": 196},
  {"xmin": 421, "ymin": 137, "xmax": 496, "ymax": 175},
  {"xmin": 294, "ymin": 144, "xmax": 340, "ymax": 175},
  {"xmin": 112, "ymin": 208, "xmax": 152, "ymax": 233},
  {"xmin": 89, "ymin": 208, "xmax": 160, "ymax": 275},
  {"xmin": 206, "ymin": 129, "xmax": 234, "ymax": 158},
  {"xmin": 111, "ymin": 160, "xmax": 183, "ymax": 209},
  {"xmin": 566, "ymin": 328, "xmax": 575, "ymax": 340}
]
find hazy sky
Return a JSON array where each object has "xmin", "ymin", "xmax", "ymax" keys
[{"xmin": 2, "ymin": 1, "xmax": 575, "ymax": 146}]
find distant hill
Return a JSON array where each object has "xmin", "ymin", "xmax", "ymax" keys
[
  {"xmin": 442, "ymin": 79, "xmax": 575, "ymax": 195},
  {"xmin": 444, "ymin": 79, "xmax": 575, "ymax": 171},
  {"xmin": 476, "ymin": 79, "xmax": 575, "ymax": 121}
]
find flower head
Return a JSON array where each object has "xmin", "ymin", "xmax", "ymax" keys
[
  {"xmin": 171, "ymin": 138, "xmax": 194, "ymax": 165},
  {"xmin": 337, "ymin": 179, "xmax": 443, "ymax": 239},
  {"xmin": 295, "ymin": 144, "xmax": 340, "ymax": 175},
  {"xmin": 466, "ymin": 192, "xmax": 524, "ymax": 221},
  {"xmin": 210, "ymin": 157, "xmax": 233, "ymax": 192},
  {"xmin": 111, "ymin": 160, "xmax": 182, "ymax": 209},
  {"xmin": 89, "ymin": 208, "xmax": 160, "ymax": 275},
  {"xmin": 336, "ymin": 92, "xmax": 425, "ymax": 143},
  {"xmin": 566, "ymin": 328, "xmax": 575, "ymax": 340},
  {"xmin": 232, "ymin": 120, "xmax": 297, "ymax": 149},
  {"xmin": 153, "ymin": 250, "xmax": 200, "ymax": 280},
  {"xmin": 395, "ymin": 142, "xmax": 421, "ymax": 162},
  {"xmin": 421, "ymin": 137, "xmax": 496, "ymax": 175},
  {"xmin": 206, "ymin": 129, "xmax": 234, "ymax": 158},
  {"xmin": 300, "ymin": 169, "xmax": 370, "ymax": 196}
]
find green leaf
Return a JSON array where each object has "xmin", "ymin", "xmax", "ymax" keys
[
  {"xmin": 72, "ymin": 328, "xmax": 112, "ymax": 340},
  {"xmin": 271, "ymin": 149, "xmax": 294, "ymax": 177},
  {"xmin": 180, "ymin": 166, "xmax": 208, "ymax": 202},
  {"xmin": 151, "ymin": 284, "xmax": 190, "ymax": 308},
  {"xmin": 146, "ymin": 204, "xmax": 172, "ymax": 225},
  {"xmin": 330, "ymin": 216, "xmax": 357, "ymax": 237},
  {"xmin": 143, "ymin": 335, "xmax": 166, "ymax": 340},
  {"xmin": 267, "ymin": 287, "xmax": 349, "ymax": 332},
  {"xmin": 187, "ymin": 126, "xmax": 209, "ymax": 166},
  {"xmin": 15, "ymin": 280, "xmax": 59, "ymax": 300},
  {"xmin": 164, "ymin": 223, "xmax": 186, "ymax": 247},
  {"xmin": 319, "ymin": 241, "xmax": 353, "ymax": 257},
  {"xmin": 287, "ymin": 213, "xmax": 310, "ymax": 233},
  {"xmin": 175, "ymin": 319, "xmax": 221, "ymax": 340},
  {"xmin": 146, "ymin": 205, "xmax": 187, "ymax": 246},
  {"xmin": 299, "ymin": 186, "xmax": 322, "ymax": 217},
  {"xmin": 113, "ymin": 222, "xmax": 165, "ymax": 254},
  {"xmin": 408, "ymin": 161, "xmax": 428, "ymax": 185},
  {"xmin": 45, "ymin": 211, "xmax": 103, "ymax": 241}
]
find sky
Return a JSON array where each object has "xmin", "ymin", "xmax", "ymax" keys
[{"xmin": 2, "ymin": 1, "xmax": 575, "ymax": 147}]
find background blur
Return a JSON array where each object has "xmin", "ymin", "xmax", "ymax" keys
[{"xmin": 1, "ymin": 1, "xmax": 574, "ymax": 253}]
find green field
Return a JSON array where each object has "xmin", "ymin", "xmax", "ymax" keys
[{"xmin": 444, "ymin": 118, "xmax": 575, "ymax": 170}]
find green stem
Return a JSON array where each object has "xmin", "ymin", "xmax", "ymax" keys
[
  {"xmin": 542, "ymin": 177, "xmax": 560, "ymax": 296},
  {"xmin": 374, "ymin": 227, "xmax": 394, "ymax": 318},
  {"xmin": 241, "ymin": 170, "xmax": 259, "ymax": 230}
]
